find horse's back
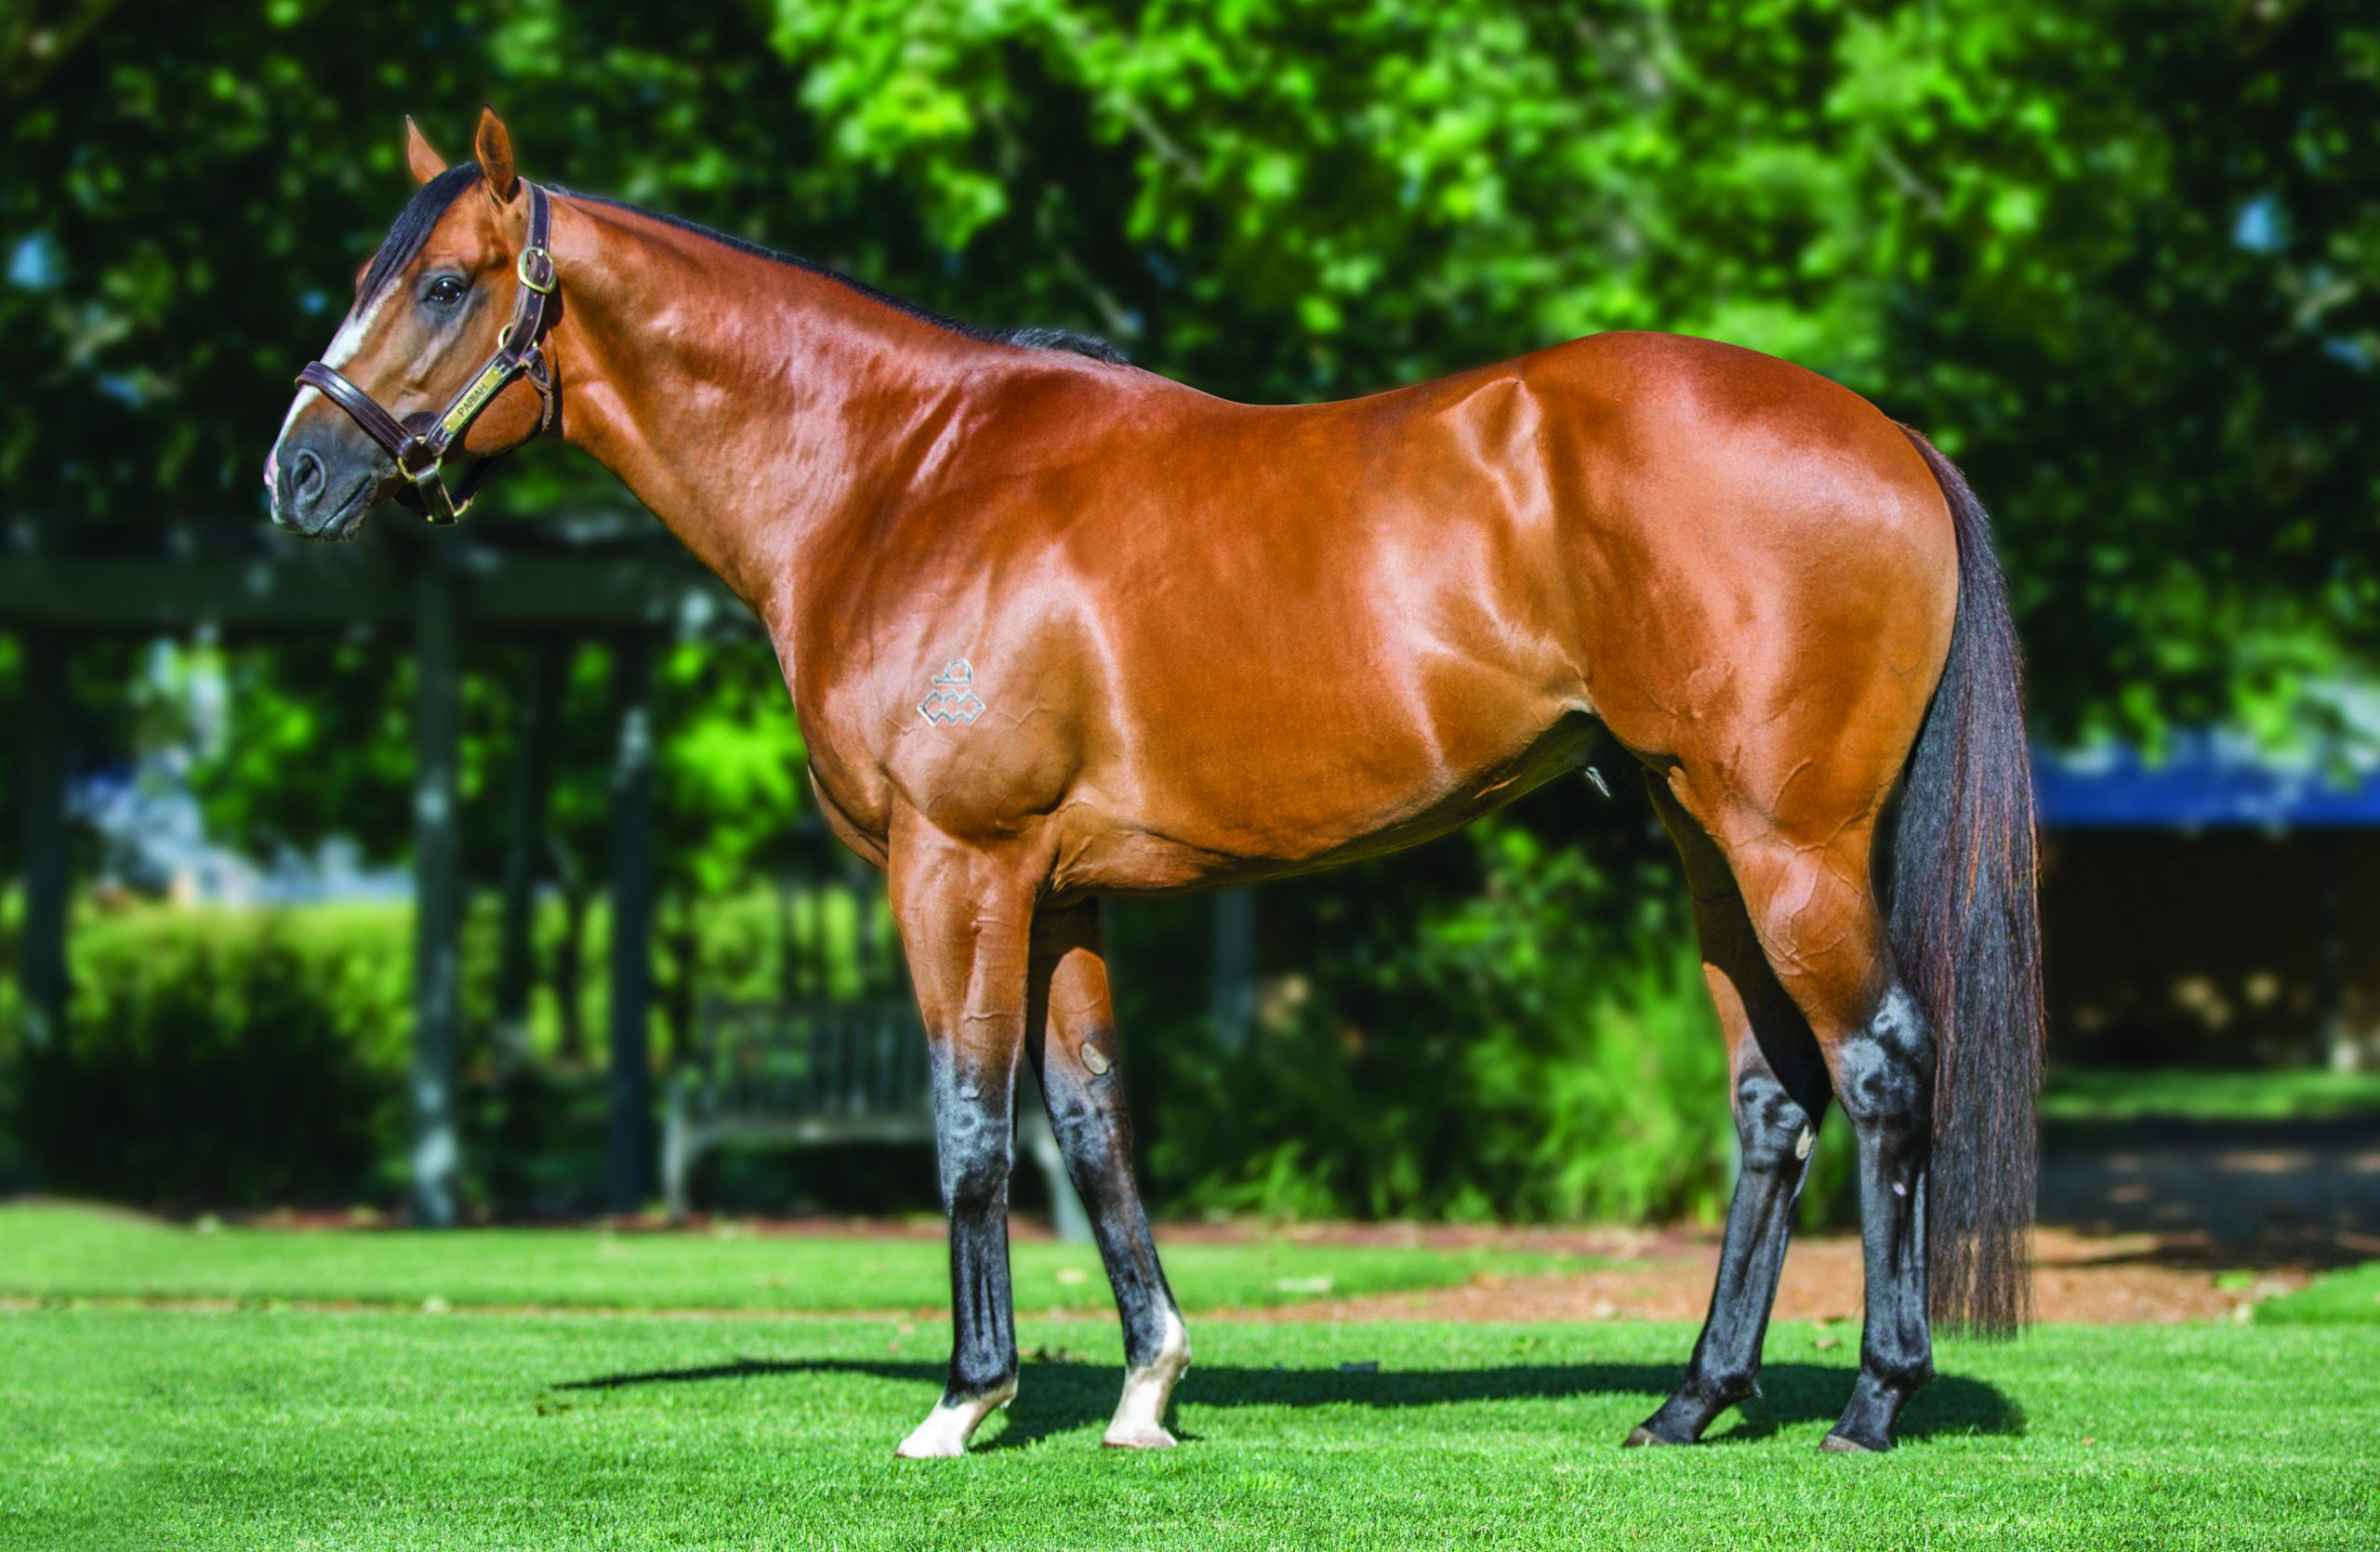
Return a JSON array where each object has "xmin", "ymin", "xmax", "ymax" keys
[{"xmin": 813, "ymin": 330, "xmax": 1958, "ymax": 892}]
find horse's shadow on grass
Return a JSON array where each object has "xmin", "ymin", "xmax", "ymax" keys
[{"xmin": 555, "ymin": 1358, "xmax": 2021, "ymax": 1451}]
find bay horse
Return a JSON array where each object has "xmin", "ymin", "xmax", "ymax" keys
[{"xmin": 269, "ymin": 110, "xmax": 2042, "ymax": 1457}]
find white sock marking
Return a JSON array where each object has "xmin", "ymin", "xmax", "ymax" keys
[
  {"xmin": 893, "ymin": 1378, "xmax": 1016, "ymax": 1458},
  {"xmin": 1104, "ymin": 1307, "xmax": 1189, "ymax": 1449}
]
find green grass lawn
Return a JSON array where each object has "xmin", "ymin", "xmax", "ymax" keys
[
  {"xmin": 2259, "ymin": 1261, "xmax": 2380, "ymax": 1325},
  {"xmin": 4, "ymin": 1308, "xmax": 2375, "ymax": 1549},
  {"xmin": 0, "ymin": 1203, "xmax": 1576, "ymax": 1314},
  {"xmin": 2039, "ymin": 1066, "xmax": 2380, "ymax": 1123}
]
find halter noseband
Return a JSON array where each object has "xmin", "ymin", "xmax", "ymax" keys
[{"xmin": 296, "ymin": 181, "xmax": 560, "ymax": 525}]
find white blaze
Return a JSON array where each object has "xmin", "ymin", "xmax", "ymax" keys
[{"xmin": 273, "ymin": 280, "xmax": 403, "ymax": 454}]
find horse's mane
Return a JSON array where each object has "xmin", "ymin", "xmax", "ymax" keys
[
  {"xmin": 357, "ymin": 167, "xmax": 1127, "ymax": 367},
  {"xmin": 556, "ymin": 188, "xmax": 1129, "ymax": 367}
]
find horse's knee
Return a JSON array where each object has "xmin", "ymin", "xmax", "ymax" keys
[
  {"xmin": 931, "ymin": 1047, "xmax": 1022, "ymax": 1215},
  {"xmin": 939, "ymin": 1126, "xmax": 1014, "ymax": 1215}
]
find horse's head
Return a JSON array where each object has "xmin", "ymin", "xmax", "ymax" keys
[{"xmin": 267, "ymin": 107, "xmax": 559, "ymax": 538}]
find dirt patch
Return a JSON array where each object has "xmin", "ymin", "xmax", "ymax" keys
[
  {"xmin": 77, "ymin": 1204, "xmax": 2344, "ymax": 1326},
  {"xmin": 1204, "ymin": 1228, "xmax": 2315, "ymax": 1326},
  {"xmin": 2, "ymin": 1227, "xmax": 2316, "ymax": 1327}
]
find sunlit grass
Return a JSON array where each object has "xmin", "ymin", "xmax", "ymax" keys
[
  {"xmin": 0, "ymin": 1202, "xmax": 1577, "ymax": 1314},
  {"xmin": 4, "ymin": 1309, "xmax": 2374, "ymax": 1549},
  {"xmin": 2039, "ymin": 1066, "xmax": 2380, "ymax": 1123},
  {"xmin": 2260, "ymin": 1261, "xmax": 2380, "ymax": 1325}
]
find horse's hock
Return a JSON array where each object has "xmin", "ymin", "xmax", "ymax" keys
[{"xmin": 664, "ymin": 994, "xmax": 1091, "ymax": 1240}]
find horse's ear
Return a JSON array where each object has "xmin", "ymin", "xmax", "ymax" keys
[
  {"xmin": 404, "ymin": 117, "xmax": 447, "ymax": 187},
  {"xmin": 474, "ymin": 104, "xmax": 519, "ymax": 204}
]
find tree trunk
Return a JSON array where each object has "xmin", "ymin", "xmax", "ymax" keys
[{"xmin": 549, "ymin": 837, "xmax": 588, "ymax": 1065}]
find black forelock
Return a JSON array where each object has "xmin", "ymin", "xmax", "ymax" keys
[{"xmin": 359, "ymin": 163, "xmax": 484, "ymax": 305}]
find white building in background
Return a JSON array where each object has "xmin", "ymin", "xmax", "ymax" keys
[{"xmin": 70, "ymin": 640, "xmax": 408, "ymax": 908}]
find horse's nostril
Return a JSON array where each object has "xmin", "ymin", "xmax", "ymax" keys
[{"xmin": 291, "ymin": 449, "xmax": 326, "ymax": 501}]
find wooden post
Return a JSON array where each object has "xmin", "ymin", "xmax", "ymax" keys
[
  {"xmin": 2321, "ymin": 843, "xmax": 2349, "ymax": 1072},
  {"xmin": 1210, "ymin": 888, "xmax": 1257, "ymax": 1053},
  {"xmin": 492, "ymin": 639, "xmax": 564, "ymax": 1074},
  {"xmin": 17, "ymin": 630, "xmax": 68, "ymax": 1053},
  {"xmin": 410, "ymin": 568, "xmax": 464, "ymax": 1227},
  {"xmin": 605, "ymin": 634, "xmax": 655, "ymax": 1214}
]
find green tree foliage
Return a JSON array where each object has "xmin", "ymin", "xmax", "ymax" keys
[
  {"xmin": 6, "ymin": 2, "xmax": 2378, "ymax": 1214},
  {"xmin": 755, "ymin": 0, "xmax": 2380, "ymax": 746},
  {"xmin": 6, "ymin": 0, "xmax": 2374, "ymax": 742}
]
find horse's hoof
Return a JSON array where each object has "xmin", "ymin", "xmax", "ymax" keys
[
  {"xmin": 1819, "ymin": 1431, "xmax": 1884, "ymax": 1454},
  {"xmin": 1103, "ymin": 1422, "xmax": 1178, "ymax": 1450},
  {"xmin": 1622, "ymin": 1425, "xmax": 1684, "ymax": 1448},
  {"xmin": 894, "ymin": 1386, "xmax": 1015, "ymax": 1458},
  {"xmin": 893, "ymin": 1433, "xmax": 967, "ymax": 1460}
]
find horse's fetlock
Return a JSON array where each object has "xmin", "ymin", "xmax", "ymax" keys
[
  {"xmin": 1862, "ymin": 1348, "xmax": 1935, "ymax": 1395},
  {"xmin": 1695, "ymin": 1363, "xmax": 1760, "ymax": 1408},
  {"xmin": 945, "ymin": 1368, "xmax": 1019, "ymax": 1410}
]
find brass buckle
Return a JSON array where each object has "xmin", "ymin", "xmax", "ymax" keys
[
  {"xmin": 516, "ymin": 245, "xmax": 556, "ymax": 295},
  {"xmin": 410, "ymin": 463, "xmax": 464, "ymax": 525}
]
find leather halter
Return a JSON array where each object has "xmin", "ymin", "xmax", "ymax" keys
[{"xmin": 296, "ymin": 181, "xmax": 560, "ymax": 525}]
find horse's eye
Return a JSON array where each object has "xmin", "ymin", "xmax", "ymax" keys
[{"xmin": 423, "ymin": 274, "xmax": 469, "ymax": 308}]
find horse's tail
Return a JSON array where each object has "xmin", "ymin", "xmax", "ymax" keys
[{"xmin": 1888, "ymin": 424, "xmax": 2044, "ymax": 1336}]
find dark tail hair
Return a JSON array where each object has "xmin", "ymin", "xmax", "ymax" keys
[{"xmin": 1889, "ymin": 424, "xmax": 2044, "ymax": 1336}]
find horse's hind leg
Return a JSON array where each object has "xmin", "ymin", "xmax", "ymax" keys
[
  {"xmin": 1709, "ymin": 818, "xmax": 1938, "ymax": 1453},
  {"xmin": 1629, "ymin": 779, "xmax": 1832, "ymax": 1446},
  {"xmin": 1025, "ymin": 899, "xmax": 1190, "ymax": 1448},
  {"xmin": 1814, "ymin": 990, "xmax": 1937, "ymax": 1453}
]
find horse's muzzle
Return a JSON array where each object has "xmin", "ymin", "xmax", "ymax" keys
[{"xmin": 269, "ymin": 427, "xmax": 384, "ymax": 540}]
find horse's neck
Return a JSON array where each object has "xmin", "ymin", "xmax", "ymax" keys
[{"xmin": 544, "ymin": 197, "xmax": 978, "ymax": 630}]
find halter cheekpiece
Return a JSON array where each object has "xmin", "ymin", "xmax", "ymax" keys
[{"xmin": 296, "ymin": 180, "xmax": 560, "ymax": 524}]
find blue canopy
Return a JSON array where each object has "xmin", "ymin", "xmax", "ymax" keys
[{"xmin": 2033, "ymin": 735, "xmax": 2380, "ymax": 829}]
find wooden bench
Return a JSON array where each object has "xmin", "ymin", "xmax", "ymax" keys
[{"xmin": 664, "ymin": 993, "xmax": 1091, "ymax": 1240}]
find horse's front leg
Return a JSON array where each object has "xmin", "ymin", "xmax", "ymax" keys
[{"xmin": 888, "ymin": 823, "xmax": 1039, "ymax": 1458}]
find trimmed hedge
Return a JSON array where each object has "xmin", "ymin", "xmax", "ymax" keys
[
  {"xmin": 16, "ymin": 902, "xmax": 414, "ymax": 1205},
  {"xmin": 0, "ymin": 887, "xmax": 892, "ymax": 1213}
]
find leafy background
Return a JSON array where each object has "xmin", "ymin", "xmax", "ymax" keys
[{"xmin": 2, "ymin": 0, "xmax": 2374, "ymax": 1216}]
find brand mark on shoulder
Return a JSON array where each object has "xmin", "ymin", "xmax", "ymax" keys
[{"xmin": 918, "ymin": 659, "xmax": 987, "ymax": 726}]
